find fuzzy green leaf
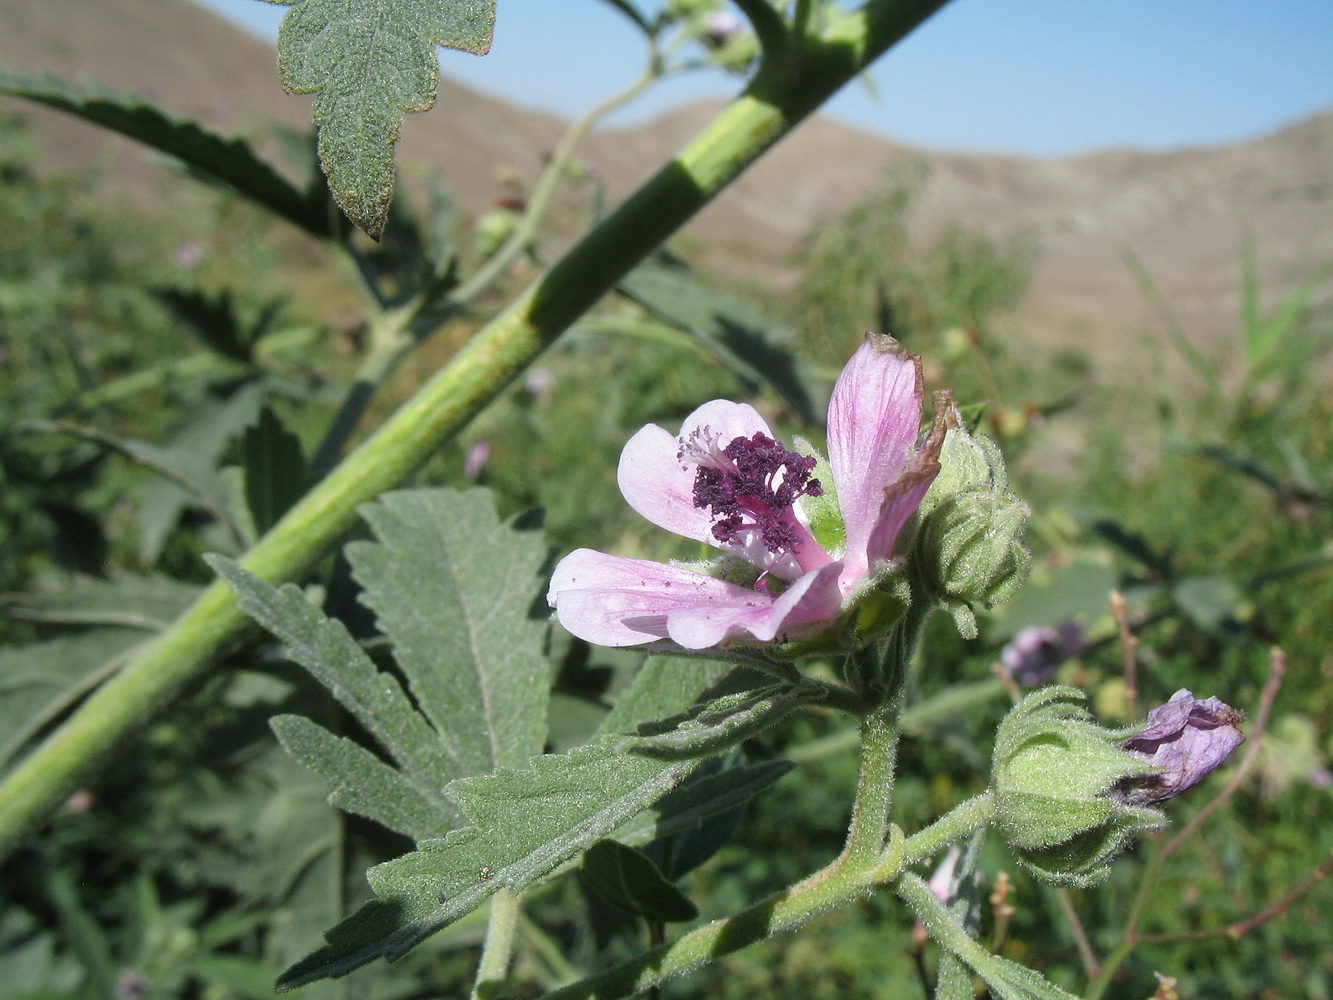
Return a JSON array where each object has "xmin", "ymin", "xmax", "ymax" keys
[
  {"xmin": 615, "ymin": 681, "xmax": 827, "ymax": 760},
  {"xmin": 0, "ymin": 70, "xmax": 331, "ymax": 237},
  {"xmin": 272, "ymin": 0, "xmax": 496, "ymax": 238},
  {"xmin": 242, "ymin": 407, "xmax": 309, "ymax": 536},
  {"xmin": 581, "ymin": 840, "xmax": 699, "ymax": 922},
  {"xmin": 611, "ymin": 757, "xmax": 794, "ymax": 848},
  {"xmin": 271, "ymin": 714, "xmax": 461, "ymax": 840},
  {"xmin": 276, "ymin": 740, "xmax": 701, "ymax": 988},
  {"xmin": 209, "ymin": 556, "xmax": 457, "ymax": 799},
  {"xmin": 598, "ymin": 656, "xmax": 736, "ymax": 737},
  {"xmin": 347, "ymin": 489, "xmax": 548, "ymax": 774}
]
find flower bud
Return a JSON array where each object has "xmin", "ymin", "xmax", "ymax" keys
[
  {"xmin": 911, "ymin": 419, "xmax": 1029, "ymax": 637},
  {"xmin": 991, "ymin": 687, "xmax": 1165, "ymax": 887},
  {"xmin": 1114, "ymin": 689, "xmax": 1245, "ymax": 805},
  {"xmin": 916, "ymin": 488, "xmax": 1030, "ymax": 638}
]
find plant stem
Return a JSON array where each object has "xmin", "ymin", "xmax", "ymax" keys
[
  {"xmin": 533, "ymin": 790, "xmax": 993, "ymax": 1000},
  {"xmin": 472, "ymin": 889, "xmax": 522, "ymax": 1000},
  {"xmin": 841, "ymin": 698, "xmax": 902, "ymax": 865},
  {"xmin": 0, "ymin": 0, "xmax": 952, "ymax": 863}
]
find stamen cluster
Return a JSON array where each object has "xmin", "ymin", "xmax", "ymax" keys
[{"xmin": 685, "ymin": 431, "xmax": 822, "ymax": 557}]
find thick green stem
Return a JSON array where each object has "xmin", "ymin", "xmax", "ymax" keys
[{"xmin": 0, "ymin": 0, "xmax": 951, "ymax": 862}]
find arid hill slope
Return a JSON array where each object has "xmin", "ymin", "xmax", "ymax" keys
[{"xmin": 3, "ymin": 0, "xmax": 1330, "ymax": 371}]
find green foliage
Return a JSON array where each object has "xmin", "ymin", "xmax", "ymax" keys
[
  {"xmin": 347, "ymin": 489, "xmax": 549, "ymax": 776},
  {"xmin": 272, "ymin": 0, "xmax": 496, "ymax": 238},
  {"xmin": 581, "ymin": 839, "xmax": 699, "ymax": 922},
  {"xmin": 0, "ymin": 71, "xmax": 332, "ymax": 238}
]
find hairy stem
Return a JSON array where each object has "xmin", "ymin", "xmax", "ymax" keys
[
  {"xmin": 472, "ymin": 889, "xmax": 522, "ymax": 1000},
  {"xmin": 533, "ymin": 790, "xmax": 993, "ymax": 1000},
  {"xmin": 0, "ymin": 0, "xmax": 952, "ymax": 862}
]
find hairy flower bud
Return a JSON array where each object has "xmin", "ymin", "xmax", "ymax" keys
[
  {"xmin": 1114, "ymin": 690, "xmax": 1245, "ymax": 805},
  {"xmin": 911, "ymin": 419, "xmax": 1030, "ymax": 637},
  {"xmin": 991, "ymin": 687, "xmax": 1165, "ymax": 887}
]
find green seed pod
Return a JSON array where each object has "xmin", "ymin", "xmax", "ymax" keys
[{"xmin": 990, "ymin": 687, "xmax": 1165, "ymax": 887}]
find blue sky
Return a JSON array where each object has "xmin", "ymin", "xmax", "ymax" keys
[{"xmin": 196, "ymin": 0, "xmax": 1333, "ymax": 157}]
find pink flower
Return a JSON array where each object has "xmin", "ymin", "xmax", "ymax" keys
[{"xmin": 547, "ymin": 334, "xmax": 954, "ymax": 650}]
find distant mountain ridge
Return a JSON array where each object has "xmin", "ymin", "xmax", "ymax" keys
[{"xmin": 3, "ymin": 0, "xmax": 1331, "ymax": 370}]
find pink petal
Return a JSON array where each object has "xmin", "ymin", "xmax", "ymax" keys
[
  {"xmin": 664, "ymin": 561, "xmax": 844, "ymax": 649},
  {"xmin": 548, "ymin": 548, "xmax": 771, "ymax": 648},
  {"xmin": 861, "ymin": 390, "xmax": 956, "ymax": 569},
  {"xmin": 618, "ymin": 400, "xmax": 810, "ymax": 578},
  {"xmin": 826, "ymin": 334, "xmax": 925, "ymax": 578}
]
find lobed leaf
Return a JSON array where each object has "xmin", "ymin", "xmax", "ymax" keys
[
  {"xmin": 277, "ymin": 740, "xmax": 702, "ymax": 988},
  {"xmin": 348, "ymin": 489, "xmax": 548, "ymax": 775},
  {"xmin": 209, "ymin": 556, "xmax": 458, "ymax": 799},
  {"xmin": 0, "ymin": 70, "xmax": 331, "ymax": 237},
  {"xmin": 615, "ymin": 681, "xmax": 827, "ymax": 760},
  {"xmin": 273, "ymin": 0, "xmax": 496, "ymax": 238},
  {"xmin": 271, "ymin": 714, "xmax": 461, "ymax": 841}
]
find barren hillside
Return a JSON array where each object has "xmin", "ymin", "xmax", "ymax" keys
[{"xmin": 3, "ymin": 0, "xmax": 1330, "ymax": 372}]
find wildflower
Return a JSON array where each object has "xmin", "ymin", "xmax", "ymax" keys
[
  {"xmin": 547, "ymin": 334, "xmax": 953, "ymax": 650},
  {"xmin": 1115, "ymin": 689, "xmax": 1245, "ymax": 805},
  {"xmin": 1000, "ymin": 621, "xmax": 1085, "ymax": 687}
]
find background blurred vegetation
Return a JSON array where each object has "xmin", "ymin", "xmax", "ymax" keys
[{"xmin": 1, "ymin": 99, "xmax": 1331, "ymax": 999}]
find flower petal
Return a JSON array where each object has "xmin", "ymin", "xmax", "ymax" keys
[
  {"xmin": 548, "ymin": 548, "xmax": 772, "ymax": 648},
  {"xmin": 861, "ymin": 389, "xmax": 955, "ymax": 570},
  {"xmin": 664, "ymin": 561, "xmax": 844, "ymax": 649},
  {"xmin": 618, "ymin": 400, "xmax": 773, "ymax": 545},
  {"xmin": 617, "ymin": 400, "xmax": 816, "ymax": 578},
  {"xmin": 827, "ymin": 334, "xmax": 925, "ymax": 575}
]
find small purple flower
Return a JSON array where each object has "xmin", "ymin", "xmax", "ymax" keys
[
  {"xmin": 547, "ymin": 334, "xmax": 953, "ymax": 650},
  {"xmin": 1116, "ymin": 689, "xmax": 1246, "ymax": 805},
  {"xmin": 1000, "ymin": 621, "xmax": 1084, "ymax": 687}
]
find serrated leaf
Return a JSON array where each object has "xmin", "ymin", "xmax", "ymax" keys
[
  {"xmin": 616, "ymin": 681, "xmax": 826, "ymax": 759},
  {"xmin": 347, "ymin": 489, "xmax": 548, "ymax": 774},
  {"xmin": 209, "ymin": 556, "xmax": 458, "ymax": 801},
  {"xmin": 277, "ymin": 739, "xmax": 701, "ymax": 988},
  {"xmin": 0, "ymin": 70, "xmax": 331, "ymax": 237},
  {"xmin": 598, "ymin": 656, "xmax": 736, "ymax": 737},
  {"xmin": 274, "ymin": 0, "xmax": 496, "ymax": 238},
  {"xmin": 242, "ymin": 407, "xmax": 309, "ymax": 536},
  {"xmin": 581, "ymin": 840, "xmax": 699, "ymax": 922},
  {"xmin": 3, "ymin": 576, "xmax": 201, "ymax": 631},
  {"xmin": 612, "ymin": 757, "xmax": 794, "ymax": 849},
  {"xmin": 0, "ymin": 629, "xmax": 146, "ymax": 769},
  {"xmin": 271, "ymin": 714, "xmax": 460, "ymax": 840}
]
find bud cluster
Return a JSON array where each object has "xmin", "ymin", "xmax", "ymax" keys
[{"xmin": 911, "ymin": 416, "xmax": 1031, "ymax": 637}]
